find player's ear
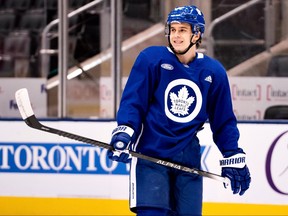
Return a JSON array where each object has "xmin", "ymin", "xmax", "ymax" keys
[{"xmin": 192, "ymin": 32, "xmax": 201, "ymax": 43}]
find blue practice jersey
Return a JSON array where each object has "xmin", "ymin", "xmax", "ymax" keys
[{"xmin": 117, "ymin": 46, "xmax": 239, "ymax": 158}]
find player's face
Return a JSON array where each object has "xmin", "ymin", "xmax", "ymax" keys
[{"xmin": 169, "ymin": 23, "xmax": 193, "ymax": 52}]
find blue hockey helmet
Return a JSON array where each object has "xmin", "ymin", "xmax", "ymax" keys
[{"xmin": 166, "ymin": 5, "xmax": 205, "ymax": 36}]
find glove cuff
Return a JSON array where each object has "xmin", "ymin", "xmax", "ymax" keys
[
  {"xmin": 112, "ymin": 125, "xmax": 134, "ymax": 137},
  {"xmin": 220, "ymin": 152, "xmax": 246, "ymax": 168}
]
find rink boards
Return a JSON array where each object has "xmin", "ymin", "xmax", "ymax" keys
[{"xmin": 0, "ymin": 120, "xmax": 287, "ymax": 215}]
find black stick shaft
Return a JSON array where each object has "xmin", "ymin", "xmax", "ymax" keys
[{"xmin": 24, "ymin": 115, "xmax": 226, "ymax": 182}]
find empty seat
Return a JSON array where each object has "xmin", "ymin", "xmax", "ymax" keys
[
  {"xmin": 267, "ymin": 54, "xmax": 288, "ymax": 77},
  {"xmin": 31, "ymin": 0, "xmax": 57, "ymax": 10},
  {"xmin": 0, "ymin": 59, "xmax": 14, "ymax": 77},
  {"xmin": 0, "ymin": 34, "xmax": 4, "ymax": 54},
  {"xmin": 17, "ymin": 9, "xmax": 47, "ymax": 34},
  {"xmin": 4, "ymin": 31, "xmax": 31, "ymax": 58},
  {"xmin": 0, "ymin": 31, "xmax": 32, "ymax": 77},
  {"xmin": 2, "ymin": 0, "xmax": 32, "ymax": 11},
  {"xmin": 264, "ymin": 105, "xmax": 288, "ymax": 120},
  {"xmin": 123, "ymin": 0, "xmax": 150, "ymax": 18},
  {"xmin": 0, "ymin": 10, "xmax": 16, "ymax": 35},
  {"xmin": 69, "ymin": 0, "xmax": 92, "ymax": 9}
]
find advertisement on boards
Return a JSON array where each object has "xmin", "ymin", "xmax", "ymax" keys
[
  {"xmin": 0, "ymin": 78, "xmax": 47, "ymax": 118},
  {"xmin": 230, "ymin": 77, "xmax": 288, "ymax": 120}
]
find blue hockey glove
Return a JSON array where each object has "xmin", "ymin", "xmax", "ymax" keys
[
  {"xmin": 108, "ymin": 125, "xmax": 135, "ymax": 163},
  {"xmin": 220, "ymin": 148, "xmax": 251, "ymax": 196}
]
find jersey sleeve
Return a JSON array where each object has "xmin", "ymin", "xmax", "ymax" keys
[
  {"xmin": 207, "ymin": 61, "xmax": 239, "ymax": 154},
  {"xmin": 116, "ymin": 48, "xmax": 158, "ymax": 136}
]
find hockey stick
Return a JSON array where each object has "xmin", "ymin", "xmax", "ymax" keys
[{"xmin": 15, "ymin": 88, "xmax": 229, "ymax": 185}]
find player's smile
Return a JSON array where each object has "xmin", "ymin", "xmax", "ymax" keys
[
  {"xmin": 173, "ymin": 38, "xmax": 183, "ymax": 44},
  {"xmin": 172, "ymin": 39, "xmax": 184, "ymax": 48}
]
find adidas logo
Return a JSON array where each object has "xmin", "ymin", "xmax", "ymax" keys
[{"xmin": 205, "ymin": 75, "xmax": 212, "ymax": 83}]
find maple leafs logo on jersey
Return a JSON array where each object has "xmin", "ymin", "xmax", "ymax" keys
[
  {"xmin": 169, "ymin": 86, "xmax": 195, "ymax": 116},
  {"xmin": 165, "ymin": 79, "xmax": 202, "ymax": 123}
]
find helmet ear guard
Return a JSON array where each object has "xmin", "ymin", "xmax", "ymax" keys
[
  {"xmin": 164, "ymin": 24, "xmax": 170, "ymax": 37},
  {"xmin": 193, "ymin": 25, "xmax": 200, "ymax": 35}
]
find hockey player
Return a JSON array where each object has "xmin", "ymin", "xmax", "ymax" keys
[{"xmin": 108, "ymin": 5, "xmax": 251, "ymax": 216}]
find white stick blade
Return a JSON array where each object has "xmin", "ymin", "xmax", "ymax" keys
[{"xmin": 15, "ymin": 88, "xmax": 34, "ymax": 120}]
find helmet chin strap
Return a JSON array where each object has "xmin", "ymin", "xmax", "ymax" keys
[{"xmin": 168, "ymin": 34, "xmax": 196, "ymax": 55}]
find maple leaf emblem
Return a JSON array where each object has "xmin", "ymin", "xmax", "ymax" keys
[{"xmin": 169, "ymin": 86, "xmax": 195, "ymax": 116}]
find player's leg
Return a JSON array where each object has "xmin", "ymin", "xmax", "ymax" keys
[
  {"xmin": 129, "ymin": 157, "xmax": 174, "ymax": 215},
  {"xmin": 172, "ymin": 138, "xmax": 203, "ymax": 216},
  {"xmin": 173, "ymin": 173, "xmax": 203, "ymax": 215}
]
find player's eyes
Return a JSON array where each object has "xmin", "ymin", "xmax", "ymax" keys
[{"xmin": 170, "ymin": 29, "xmax": 186, "ymax": 33}]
